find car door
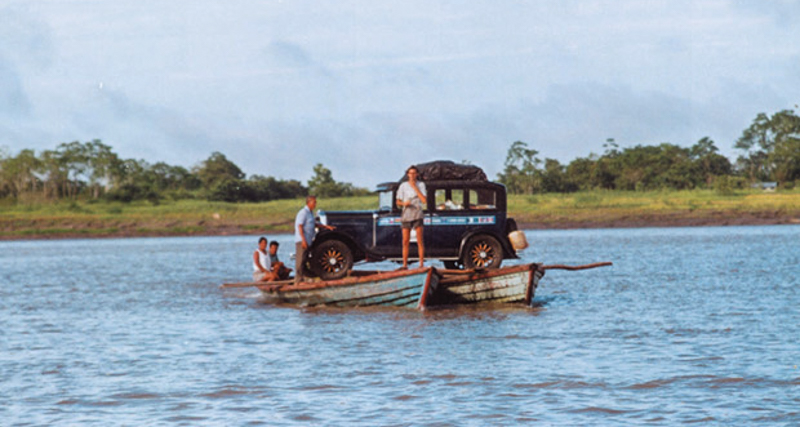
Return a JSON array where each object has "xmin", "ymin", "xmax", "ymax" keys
[
  {"xmin": 372, "ymin": 187, "xmax": 406, "ymax": 259},
  {"xmin": 426, "ymin": 185, "xmax": 470, "ymax": 258},
  {"xmin": 428, "ymin": 184, "xmax": 502, "ymax": 258}
]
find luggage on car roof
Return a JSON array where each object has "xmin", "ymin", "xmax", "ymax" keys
[{"xmin": 400, "ymin": 160, "xmax": 487, "ymax": 182}]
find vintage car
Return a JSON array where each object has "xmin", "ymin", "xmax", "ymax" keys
[{"xmin": 305, "ymin": 161, "xmax": 524, "ymax": 280}]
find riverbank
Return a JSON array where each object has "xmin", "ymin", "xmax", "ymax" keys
[{"xmin": 2, "ymin": 190, "xmax": 799, "ymax": 240}]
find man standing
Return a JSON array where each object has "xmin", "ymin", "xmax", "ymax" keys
[
  {"xmin": 397, "ymin": 166, "xmax": 427, "ymax": 269},
  {"xmin": 294, "ymin": 195, "xmax": 334, "ymax": 284}
]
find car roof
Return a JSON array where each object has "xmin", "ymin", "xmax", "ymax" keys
[{"xmin": 375, "ymin": 180, "xmax": 505, "ymax": 192}]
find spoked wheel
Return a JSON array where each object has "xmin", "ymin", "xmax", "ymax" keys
[
  {"xmin": 310, "ymin": 239, "xmax": 353, "ymax": 280},
  {"xmin": 462, "ymin": 235, "xmax": 503, "ymax": 269}
]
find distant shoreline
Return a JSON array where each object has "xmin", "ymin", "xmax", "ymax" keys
[
  {"xmin": 3, "ymin": 213, "xmax": 798, "ymax": 242},
  {"xmin": 3, "ymin": 191, "xmax": 799, "ymax": 241}
]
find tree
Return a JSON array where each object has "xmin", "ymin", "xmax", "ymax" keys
[
  {"xmin": 0, "ymin": 149, "xmax": 41, "ymax": 198},
  {"xmin": 541, "ymin": 158, "xmax": 576, "ymax": 192},
  {"xmin": 84, "ymin": 140, "xmax": 123, "ymax": 198},
  {"xmin": 735, "ymin": 110, "xmax": 800, "ymax": 184},
  {"xmin": 497, "ymin": 141, "xmax": 542, "ymax": 194},
  {"xmin": 690, "ymin": 137, "xmax": 732, "ymax": 187},
  {"xmin": 565, "ymin": 157, "xmax": 595, "ymax": 190},
  {"xmin": 307, "ymin": 163, "xmax": 366, "ymax": 198},
  {"xmin": 194, "ymin": 152, "xmax": 245, "ymax": 189}
]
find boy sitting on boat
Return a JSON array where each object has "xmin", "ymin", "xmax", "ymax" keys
[
  {"xmin": 268, "ymin": 241, "xmax": 292, "ymax": 280},
  {"xmin": 253, "ymin": 237, "xmax": 278, "ymax": 282}
]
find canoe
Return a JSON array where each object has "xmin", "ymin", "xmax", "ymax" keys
[
  {"xmin": 254, "ymin": 266, "xmax": 438, "ymax": 309},
  {"xmin": 428, "ymin": 263, "xmax": 544, "ymax": 306},
  {"xmin": 222, "ymin": 262, "xmax": 610, "ymax": 309}
]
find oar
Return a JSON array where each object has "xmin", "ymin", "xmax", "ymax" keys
[
  {"xmin": 541, "ymin": 261, "xmax": 613, "ymax": 271},
  {"xmin": 220, "ymin": 282, "xmax": 261, "ymax": 289},
  {"xmin": 220, "ymin": 279, "xmax": 294, "ymax": 289}
]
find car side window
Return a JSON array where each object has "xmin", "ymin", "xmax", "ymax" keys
[
  {"xmin": 435, "ymin": 188, "xmax": 464, "ymax": 211},
  {"xmin": 468, "ymin": 188, "xmax": 497, "ymax": 210},
  {"xmin": 378, "ymin": 190, "xmax": 394, "ymax": 211}
]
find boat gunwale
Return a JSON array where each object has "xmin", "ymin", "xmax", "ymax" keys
[
  {"xmin": 255, "ymin": 266, "xmax": 433, "ymax": 293},
  {"xmin": 436, "ymin": 263, "xmax": 541, "ymax": 284}
]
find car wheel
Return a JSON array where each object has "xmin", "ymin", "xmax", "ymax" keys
[
  {"xmin": 462, "ymin": 235, "xmax": 503, "ymax": 269},
  {"xmin": 310, "ymin": 239, "xmax": 353, "ymax": 280}
]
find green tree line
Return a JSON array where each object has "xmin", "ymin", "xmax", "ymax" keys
[
  {"xmin": 498, "ymin": 108, "xmax": 800, "ymax": 194},
  {"xmin": 3, "ymin": 108, "xmax": 798, "ymax": 203},
  {"xmin": 0, "ymin": 140, "xmax": 367, "ymax": 203}
]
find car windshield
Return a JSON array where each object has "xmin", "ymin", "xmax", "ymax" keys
[{"xmin": 378, "ymin": 190, "xmax": 393, "ymax": 211}]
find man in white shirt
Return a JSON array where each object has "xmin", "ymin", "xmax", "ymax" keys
[
  {"xmin": 396, "ymin": 166, "xmax": 427, "ymax": 269},
  {"xmin": 294, "ymin": 195, "xmax": 334, "ymax": 284}
]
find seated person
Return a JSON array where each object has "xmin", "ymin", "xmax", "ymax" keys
[
  {"xmin": 445, "ymin": 199, "xmax": 462, "ymax": 210},
  {"xmin": 268, "ymin": 241, "xmax": 293, "ymax": 280},
  {"xmin": 253, "ymin": 237, "xmax": 278, "ymax": 282},
  {"xmin": 436, "ymin": 199, "xmax": 463, "ymax": 211}
]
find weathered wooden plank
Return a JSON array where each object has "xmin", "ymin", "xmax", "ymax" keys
[
  {"xmin": 254, "ymin": 267, "xmax": 437, "ymax": 309},
  {"xmin": 429, "ymin": 263, "xmax": 543, "ymax": 306}
]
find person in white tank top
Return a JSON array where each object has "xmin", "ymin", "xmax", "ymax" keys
[{"xmin": 253, "ymin": 237, "xmax": 277, "ymax": 282}]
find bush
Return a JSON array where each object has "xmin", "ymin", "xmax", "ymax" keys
[
  {"xmin": 712, "ymin": 175, "xmax": 746, "ymax": 195},
  {"xmin": 105, "ymin": 183, "xmax": 159, "ymax": 203},
  {"xmin": 207, "ymin": 179, "xmax": 255, "ymax": 202}
]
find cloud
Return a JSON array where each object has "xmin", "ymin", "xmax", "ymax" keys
[
  {"xmin": 0, "ymin": 4, "xmax": 54, "ymax": 68},
  {"xmin": 0, "ymin": 57, "xmax": 30, "ymax": 116},
  {"xmin": 263, "ymin": 40, "xmax": 315, "ymax": 69},
  {"xmin": 57, "ymin": 87, "xmax": 233, "ymax": 169},
  {"xmin": 0, "ymin": 5, "xmax": 54, "ymax": 119},
  {"xmin": 4, "ymin": 0, "xmax": 800, "ymax": 190},
  {"xmin": 731, "ymin": 0, "xmax": 800, "ymax": 27},
  {"xmin": 261, "ymin": 40, "xmax": 335, "ymax": 80}
]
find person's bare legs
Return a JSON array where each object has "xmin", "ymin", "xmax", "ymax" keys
[
  {"xmin": 401, "ymin": 227, "xmax": 411, "ymax": 269},
  {"xmin": 415, "ymin": 226, "xmax": 424, "ymax": 267},
  {"xmin": 294, "ymin": 242, "xmax": 305, "ymax": 284}
]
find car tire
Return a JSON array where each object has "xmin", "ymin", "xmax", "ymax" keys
[
  {"xmin": 310, "ymin": 239, "xmax": 353, "ymax": 280},
  {"xmin": 462, "ymin": 235, "xmax": 503, "ymax": 269}
]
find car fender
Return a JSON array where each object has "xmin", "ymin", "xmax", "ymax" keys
[
  {"xmin": 312, "ymin": 229, "xmax": 366, "ymax": 262},
  {"xmin": 457, "ymin": 230, "xmax": 518, "ymax": 260}
]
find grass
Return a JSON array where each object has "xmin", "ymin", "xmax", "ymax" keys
[
  {"xmin": 0, "ymin": 197, "xmax": 375, "ymax": 239},
  {"xmin": 507, "ymin": 189, "xmax": 800, "ymax": 227},
  {"xmin": 1, "ymin": 190, "xmax": 799, "ymax": 240}
]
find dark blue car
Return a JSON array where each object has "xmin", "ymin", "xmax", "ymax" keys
[{"xmin": 305, "ymin": 162, "xmax": 522, "ymax": 280}]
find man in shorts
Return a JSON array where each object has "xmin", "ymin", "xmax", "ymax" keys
[{"xmin": 396, "ymin": 166, "xmax": 427, "ymax": 269}]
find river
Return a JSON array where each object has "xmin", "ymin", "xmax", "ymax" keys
[{"xmin": 1, "ymin": 225, "xmax": 798, "ymax": 425}]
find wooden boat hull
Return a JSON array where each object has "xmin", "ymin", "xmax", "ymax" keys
[
  {"xmin": 429, "ymin": 263, "xmax": 543, "ymax": 306},
  {"xmin": 255, "ymin": 267, "xmax": 437, "ymax": 309}
]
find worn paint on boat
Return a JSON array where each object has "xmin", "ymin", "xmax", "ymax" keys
[
  {"xmin": 255, "ymin": 266, "xmax": 438, "ymax": 309},
  {"xmin": 429, "ymin": 263, "xmax": 544, "ymax": 306}
]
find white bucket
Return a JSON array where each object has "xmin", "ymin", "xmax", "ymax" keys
[{"xmin": 508, "ymin": 230, "xmax": 529, "ymax": 250}]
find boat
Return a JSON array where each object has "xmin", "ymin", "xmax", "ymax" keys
[
  {"xmin": 428, "ymin": 263, "xmax": 544, "ymax": 306},
  {"xmin": 251, "ymin": 266, "xmax": 438, "ymax": 309},
  {"xmin": 221, "ymin": 261, "xmax": 611, "ymax": 310}
]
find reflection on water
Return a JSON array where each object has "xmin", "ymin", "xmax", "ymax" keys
[{"xmin": 2, "ymin": 226, "xmax": 799, "ymax": 425}]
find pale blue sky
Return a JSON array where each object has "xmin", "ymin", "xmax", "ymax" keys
[{"xmin": 2, "ymin": 0, "xmax": 799, "ymax": 188}]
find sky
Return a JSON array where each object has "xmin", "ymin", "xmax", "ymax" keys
[{"xmin": 2, "ymin": 0, "xmax": 800, "ymax": 188}]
